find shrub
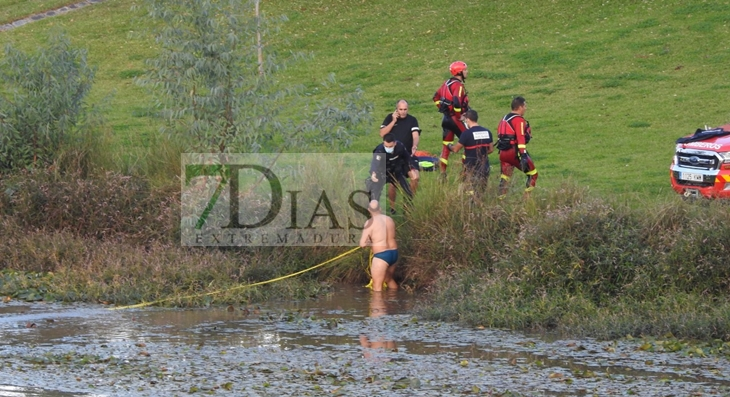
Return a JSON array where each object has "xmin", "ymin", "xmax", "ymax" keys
[
  {"xmin": 135, "ymin": 0, "xmax": 372, "ymax": 153},
  {"xmin": 0, "ymin": 169, "xmax": 179, "ymax": 244},
  {"xmin": 0, "ymin": 31, "xmax": 97, "ymax": 171}
]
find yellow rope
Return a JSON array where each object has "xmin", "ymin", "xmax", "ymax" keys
[
  {"xmin": 364, "ymin": 251, "xmax": 376, "ymax": 289},
  {"xmin": 110, "ymin": 246, "xmax": 362, "ymax": 310},
  {"xmin": 112, "ymin": 216, "xmax": 410, "ymax": 309}
]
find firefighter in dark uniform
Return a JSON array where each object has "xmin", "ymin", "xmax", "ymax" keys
[
  {"xmin": 496, "ymin": 96, "xmax": 538, "ymax": 197},
  {"xmin": 447, "ymin": 109, "xmax": 494, "ymax": 195},
  {"xmin": 433, "ymin": 61, "xmax": 470, "ymax": 177},
  {"xmin": 367, "ymin": 133, "xmax": 414, "ymax": 214}
]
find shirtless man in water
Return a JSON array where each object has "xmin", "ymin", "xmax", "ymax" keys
[{"xmin": 359, "ymin": 200, "xmax": 398, "ymax": 292}]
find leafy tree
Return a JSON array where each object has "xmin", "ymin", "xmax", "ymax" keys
[
  {"xmin": 0, "ymin": 31, "xmax": 96, "ymax": 171},
  {"xmin": 135, "ymin": 0, "xmax": 372, "ymax": 153}
]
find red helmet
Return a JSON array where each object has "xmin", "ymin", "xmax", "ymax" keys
[{"xmin": 449, "ymin": 61, "xmax": 467, "ymax": 76}]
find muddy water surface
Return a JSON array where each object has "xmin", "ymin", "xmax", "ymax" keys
[{"xmin": 1, "ymin": 285, "xmax": 730, "ymax": 396}]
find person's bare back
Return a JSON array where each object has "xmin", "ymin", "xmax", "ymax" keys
[
  {"xmin": 359, "ymin": 200, "xmax": 399, "ymax": 291},
  {"xmin": 363, "ymin": 214, "xmax": 396, "ymax": 254}
]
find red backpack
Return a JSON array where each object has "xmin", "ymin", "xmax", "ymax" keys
[
  {"xmin": 433, "ymin": 78, "xmax": 460, "ymax": 114},
  {"xmin": 496, "ymin": 114, "xmax": 531, "ymax": 150},
  {"xmin": 496, "ymin": 114, "xmax": 519, "ymax": 151}
]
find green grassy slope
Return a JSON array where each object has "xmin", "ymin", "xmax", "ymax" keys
[
  {"xmin": 1, "ymin": 0, "xmax": 729, "ymax": 197},
  {"xmin": 0, "ymin": 0, "xmax": 75, "ymax": 25}
]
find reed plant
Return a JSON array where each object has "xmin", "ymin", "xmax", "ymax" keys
[{"xmin": 0, "ymin": 214, "xmax": 341, "ymax": 305}]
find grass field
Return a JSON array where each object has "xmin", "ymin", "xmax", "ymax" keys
[
  {"xmin": 1, "ymin": 0, "xmax": 729, "ymax": 198},
  {"xmin": 0, "ymin": 0, "xmax": 76, "ymax": 25}
]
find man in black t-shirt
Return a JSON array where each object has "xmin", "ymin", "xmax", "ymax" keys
[
  {"xmin": 448, "ymin": 109, "xmax": 494, "ymax": 195},
  {"xmin": 379, "ymin": 99, "xmax": 421, "ymax": 196}
]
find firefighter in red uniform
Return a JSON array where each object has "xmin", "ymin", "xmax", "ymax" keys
[
  {"xmin": 496, "ymin": 96, "xmax": 537, "ymax": 196},
  {"xmin": 433, "ymin": 61, "xmax": 470, "ymax": 176}
]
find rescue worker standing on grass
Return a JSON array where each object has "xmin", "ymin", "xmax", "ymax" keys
[
  {"xmin": 447, "ymin": 109, "xmax": 494, "ymax": 195},
  {"xmin": 433, "ymin": 61, "xmax": 470, "ymax": 177},
  {"xmin": 497, "ymin": 96, "xmax": 538, "ymax": 197}
]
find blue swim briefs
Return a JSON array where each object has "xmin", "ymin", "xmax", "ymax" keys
[{"xmin": 372, "ymin": 249, "xmax": 399, "ymax": 266}]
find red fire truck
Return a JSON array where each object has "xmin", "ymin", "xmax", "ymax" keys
[{"xmin": 670, "ymin": 124, "xmax": 730, "ymax": 198}]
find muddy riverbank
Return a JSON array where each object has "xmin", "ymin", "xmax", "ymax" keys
[{"xmin": 2, "ymin": 285, "xmax": 730, "ymax": 396}]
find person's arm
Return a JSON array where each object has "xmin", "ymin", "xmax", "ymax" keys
[
  {"xmin": 449, "ymin": 131, "xmax": 468, "ymax": 153},
  {"xmin": 483, "ymin": 129, "xmax": 495, "ymax": 154},
  {"xmin": 359, "ymin": 219, "xmax": 373, "ymax": 248},
  {"xmin": 516, "ymin": 117, "xmax": 528, "ymax": 155},
  {"xmin": 379, "ymin": 113, "xmax": 397, "ymax": 137},
  {"xmin": 411, "ymin": 131, "xmax": 420, "ymax": 154},
  {"xmin": 370, "ymin": 148, "xmax": 385, "ymax": 181},
  {"xmin": 411, "ymin": 119, "xmax": 421, "ymax": 153},
  {"xmin": 385, "ymin": 217, "xmax": 396, "ymax": 246},
  {"xmin": 452, "ymin": 82, "xmax": 466, "ymax": 116}
]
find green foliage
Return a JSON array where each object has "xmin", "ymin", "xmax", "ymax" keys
[
  {"xmin": 134, "ymin": 0, "xmax": 372, "ymax": 153},
  {"xmin": 410, "ymin": 179, "xmax": 730, "ymax": 340},
  {"xmin": 0, "ymin": 270, "xmax": 54, "ymax": 301},
  {"xmin": 0, "ymin": 31, "xmax": 96, "ymax": 171},
  {"xmin": 510, "ymin": 199, "xmax": 651, "ymax": 302}
]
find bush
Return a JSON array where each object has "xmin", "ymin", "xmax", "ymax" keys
[
  {"xmin": 0, "ymin": 168, "xmax": 179, "ymax": 244},
  {"xmin": 0, "ymin": 31, "xmax": 97, "ymax": 171},
  {"xmin": 413, "ymin": 181, "xmax": 730, "ymax": 340}
]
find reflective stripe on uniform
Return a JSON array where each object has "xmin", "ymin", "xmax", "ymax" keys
[
  {"xmin": 526, "ymin": 169, "xmax": 537, "ymax": 176},
  {"xmin": 442, "ymin": 140, "xmax": 453, "ymax": 145},
  {"xmin": 518, "ymin": 144, "xmax": 527, "ymax": 149},
  {"xmin": 500, "ymin": 174, "xmax": 510, "ymax": 181},
  {"xmin": 440, "ymin": 158, "xmax": 449, "ymax": 165}
]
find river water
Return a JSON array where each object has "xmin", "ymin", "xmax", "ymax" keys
[{"xmin": 1, "ymin": 284, "xmax": 729, "ymax": 396}]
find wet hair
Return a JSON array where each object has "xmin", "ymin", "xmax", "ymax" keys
[
  {"xmin": 463, "ymin": 109, "xmax": 478, "ymax": 122},
  {"xmin": 511, "ymin": 96, "xmax": 526, "ymax": 111},
  {"xmin": 368, "ymin": 200, "xmax": 381, "ymax": 213},
  {"xmin": 383, "ymin": 133, "xmax": 395, "ymax": 143}
]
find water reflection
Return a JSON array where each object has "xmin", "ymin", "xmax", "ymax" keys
[
  {"xmin": 359, "ymin": 290, "xmax": 398, "ymax": 359},
  {"xmin": 0, "ymin": 302, "xmax": 137, "ymax": 345},
  {"xmin": 367, "ymin": 289, "xmax": 393, "ymax": 318},
  {"xmin": 0, "ymin": 384, "xmax": 94, "ymax": 397}
]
